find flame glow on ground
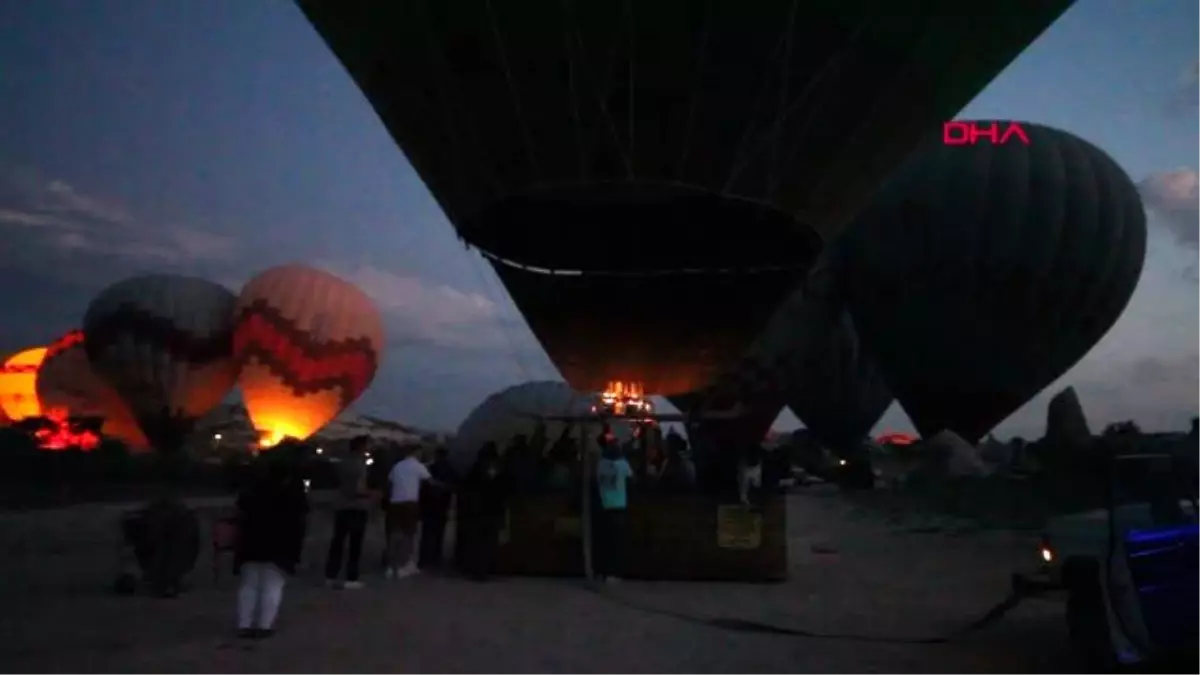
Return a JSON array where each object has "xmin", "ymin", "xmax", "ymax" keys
[
  {"xmin": 876, "ymin": 431, "xmax": 918, "ymax": 446},
  {"xmin": 33, "ymin": 409, "xmax": 101, "ymax": 451}
]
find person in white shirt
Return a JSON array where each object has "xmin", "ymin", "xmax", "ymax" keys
[{"xmin": 384, "ymin": 445, "xmax": 441, "ymax": 579}]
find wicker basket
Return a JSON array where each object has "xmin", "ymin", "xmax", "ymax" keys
[{"xmin": 483, "ymin": 492, "xmax": 787, "ymax": 581}]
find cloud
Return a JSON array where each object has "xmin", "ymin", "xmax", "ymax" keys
[
  {"xmin": 1139, "ymin": 168, "xmax": 1199, "ymax": 246},
  {"xmin": 0, "ymin": 166, "xmax": 237, "ymax": 267},
  {"xmin": 0, "ymin": 208, "xmax": 72, "ymax": 228},
  {"xmin": 1166, "ymin": 59, "xmax": 1199, "ymax": 115},
  {"xmin": 1081, "ymin": 354, "xmax": 1198, "ymax": 430},
  {"xmin": 320, "ymin": 262, "xmax": 513, "ymax": 351}
]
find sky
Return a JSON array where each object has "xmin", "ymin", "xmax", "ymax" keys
[{"xmin": 0, "ymin": 0, "xmax": 1195, "ymax": 437}]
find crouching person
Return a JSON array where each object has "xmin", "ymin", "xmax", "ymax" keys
[{"xmin": 234, "ymin": 454, "xmax": 309, "ymax": 639}]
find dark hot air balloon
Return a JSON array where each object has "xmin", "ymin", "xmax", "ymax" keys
[
  {"xmin": 772, "ymin": 261, "xmax": 892, "ymax": 453},
  {"xmin": 294, "ymin": 0, "xmax": 1072, "ymax": 397},
  {"xmin": 83, "ymin": 275, "xmax": 239, "ymax": 455},
  {"xmin": 782, "ymin": 313, "xmax": 892, "ymax": 455},
  {"xmin": 835, "ymin": 121, "xmax": 1147, "ymax": 443},
  {"xmin": 233, "ymin": 264, "xmax": 385, "ymax": 448},
  {"xmin": 667, "ymin": 392, "xmax": 783, "ymax": 455},
  {"xmin": 676, "ymin": 254, "xmax": 892, "ymax": 454}
]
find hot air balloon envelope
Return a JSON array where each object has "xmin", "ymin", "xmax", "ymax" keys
[
  {"xmin": 83, "ymin": 274, "xmax": 239, "ymax": 453},
  {"xmin": 295, "ymin": 0, "xmax": 1073, "ymax": 396},
  {"xmin": 0, "ymin": 346, "xmax": 47, "ymax": 421},
  {"xmin": 837, "ymin": 122, "xmax": 1147, "ymax": 443},
  {"xmin": 450, "ymin": 381, "xmax": 633, "ymax": 475},
  {"xmin": 36, "ymin": 330, "xmax": 151, "ymax": 452},
  {"xmin": 233, "ymin": 264, "xmax": 385, "ymax": 447}
]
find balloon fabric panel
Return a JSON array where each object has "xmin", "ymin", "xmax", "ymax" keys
[{"xmin": 233, "ymin": 302, "xmax": 378, "ymax": 407}]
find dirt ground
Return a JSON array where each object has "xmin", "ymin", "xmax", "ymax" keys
[{"xmin": 0, "ymin": 488, "xmax": 1078, "ymax": 673}]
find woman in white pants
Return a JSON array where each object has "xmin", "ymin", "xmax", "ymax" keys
[{"xmin": 233, "ymin": 453, "xmax": 309, "ymax": 639}]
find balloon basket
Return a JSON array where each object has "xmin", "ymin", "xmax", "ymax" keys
[
  {"xmin": 471, "ymin": 492, "xmax": 788, "ymax": 581},
  {"xmin": 113, "ymin": 501, "xmax": 202, "ymax": 596}
]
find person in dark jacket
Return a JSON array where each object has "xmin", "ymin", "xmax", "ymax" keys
[
  {"xmin": 418, "ymin": 446, "xmax": 457, "ymax": 570},
  {"xmin": 324, "ymin": 435, "xmax": 374, "ymax": 589},
  {"xmin": 657, "ymin": 435, "xmax": 697, "ymax": 493},
  {"xmin": 459, "ymin": 442, "xmax": 506, "ymax": 581},
  {"xmin": 233, "ymin": 453, "xmax": 309, "ymax": 639},
  {"xmin": 543, "ymin": 427, "xmax": 578, "ymax": 491},
  {"xmin": 503, "ymin": 434, "xmax": 538, "ymax": 491}
]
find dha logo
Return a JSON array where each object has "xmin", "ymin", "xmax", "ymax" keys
[{"xmin": 942, "ymin": 121, "xmax": 1031, "ymax": 146}]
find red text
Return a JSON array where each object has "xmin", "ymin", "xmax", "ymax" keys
[{"xmin": 942, "ymin": 121, "xmax": 1031, "ymax": 146}]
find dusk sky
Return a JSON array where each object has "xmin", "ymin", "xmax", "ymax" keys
[{"xmin": 0, "ymin": 1, "xmax": 1196, "ymax": 437}]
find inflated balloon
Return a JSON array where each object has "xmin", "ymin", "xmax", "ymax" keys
[
  {"xmin": 296, "ymin": 0, "xmax": 1071, "ymax": 396},
  {"xmin": 675, "ymin": 255, "xmax": 891, "ymax": 453},
  {"xmin": 36, "ymin": 330, "xmax": 151, "ymax": 452},
  {"xmin": 836, "ymin": 121, "xmax": 1147, "ymax": 443},
  {"xmin": 450, "ymin": 381, "xmax": 631, "ymax": 476},
  {"xmin": 0, "ymin": 346, "xmax": 48, "ymax": 421},
  {"xmin": 233, "ymin": 265, "xmax": 385, "ymax": 448},
  {"xmin": 780, "ymin": 313, "xmax": 892, "ymax": 454},
  {"xmin": 83, "ymin": 275, "xmax": 239, "ymax": 453},
  {"xmin": 774, "ymin": 263, "xmax": 892, "ymax": 452}
]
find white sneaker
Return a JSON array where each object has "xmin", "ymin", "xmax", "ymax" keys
[
  {"xmin": 384, "ymin": 567, "xmax": 397, "ymax": 580},
  {"xmin": 395, "ymin": 565, "xmax": 420, "ymax": 580},
  {"xmin": 324, "ymin": 578, "xmax": 339, "ymax": 589},
  {"xmin": 343, "ymin": 580, "xmax": 364, "ymax": 590},
  {"xmin": 605, "ymin": 576, "xmax": 622, "ymax": 586}
]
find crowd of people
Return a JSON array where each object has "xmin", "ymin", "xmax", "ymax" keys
[
  {"xmin": 489, "ymin": 422, "xmax": 698, "ymax": 495},
  {"xmin": 225, "ymin": 433, "xmax": 544, "ymax": 639},
  {"xmin": 225, "ymin": 422, "xmax": 785, "ymax": 639}
]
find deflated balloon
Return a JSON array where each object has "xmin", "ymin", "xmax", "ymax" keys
[
  {"xmin": 233, "ymin": 265, "xmax": 385, "ymax": 447},
  {"xmin": 0, "ymin": 346, "xmax": 47, "ymax": 421},
  {"xmin": 836, "ymin": 121, "xmax": 1146, "ymax": 443},
  {"xmin": 36, "ymin": 330, "xmax": 151, "ymax": 452},
  {"xmin": 83, "ymin": 275, "xmax": 239, "ymax": 453}
]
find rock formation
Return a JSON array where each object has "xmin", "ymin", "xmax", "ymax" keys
[{"xmin": 1045, "ymin": 386, "xmax": 1092, "ymax": 447}]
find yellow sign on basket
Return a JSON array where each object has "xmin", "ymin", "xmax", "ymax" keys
[{"xmin": 716, "ymin": 505, "xmax": 763, "ymax": 550}]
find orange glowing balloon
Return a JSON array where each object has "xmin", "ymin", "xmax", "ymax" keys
[
  {"xmin": 0, "ymin": 346, "xmax": 48, "ymax": 421},
  {"xmin": 233, "ymin": 264, "xmax": 385, "ymax": 447},
  {"xmin": 36, "ymin": 330, "xmax": 151, "ymax": 453}
]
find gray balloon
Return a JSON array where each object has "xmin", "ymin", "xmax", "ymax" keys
[{"xmin": 83, "ymin": 274, "xmax": 239, "ymax": 454}]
